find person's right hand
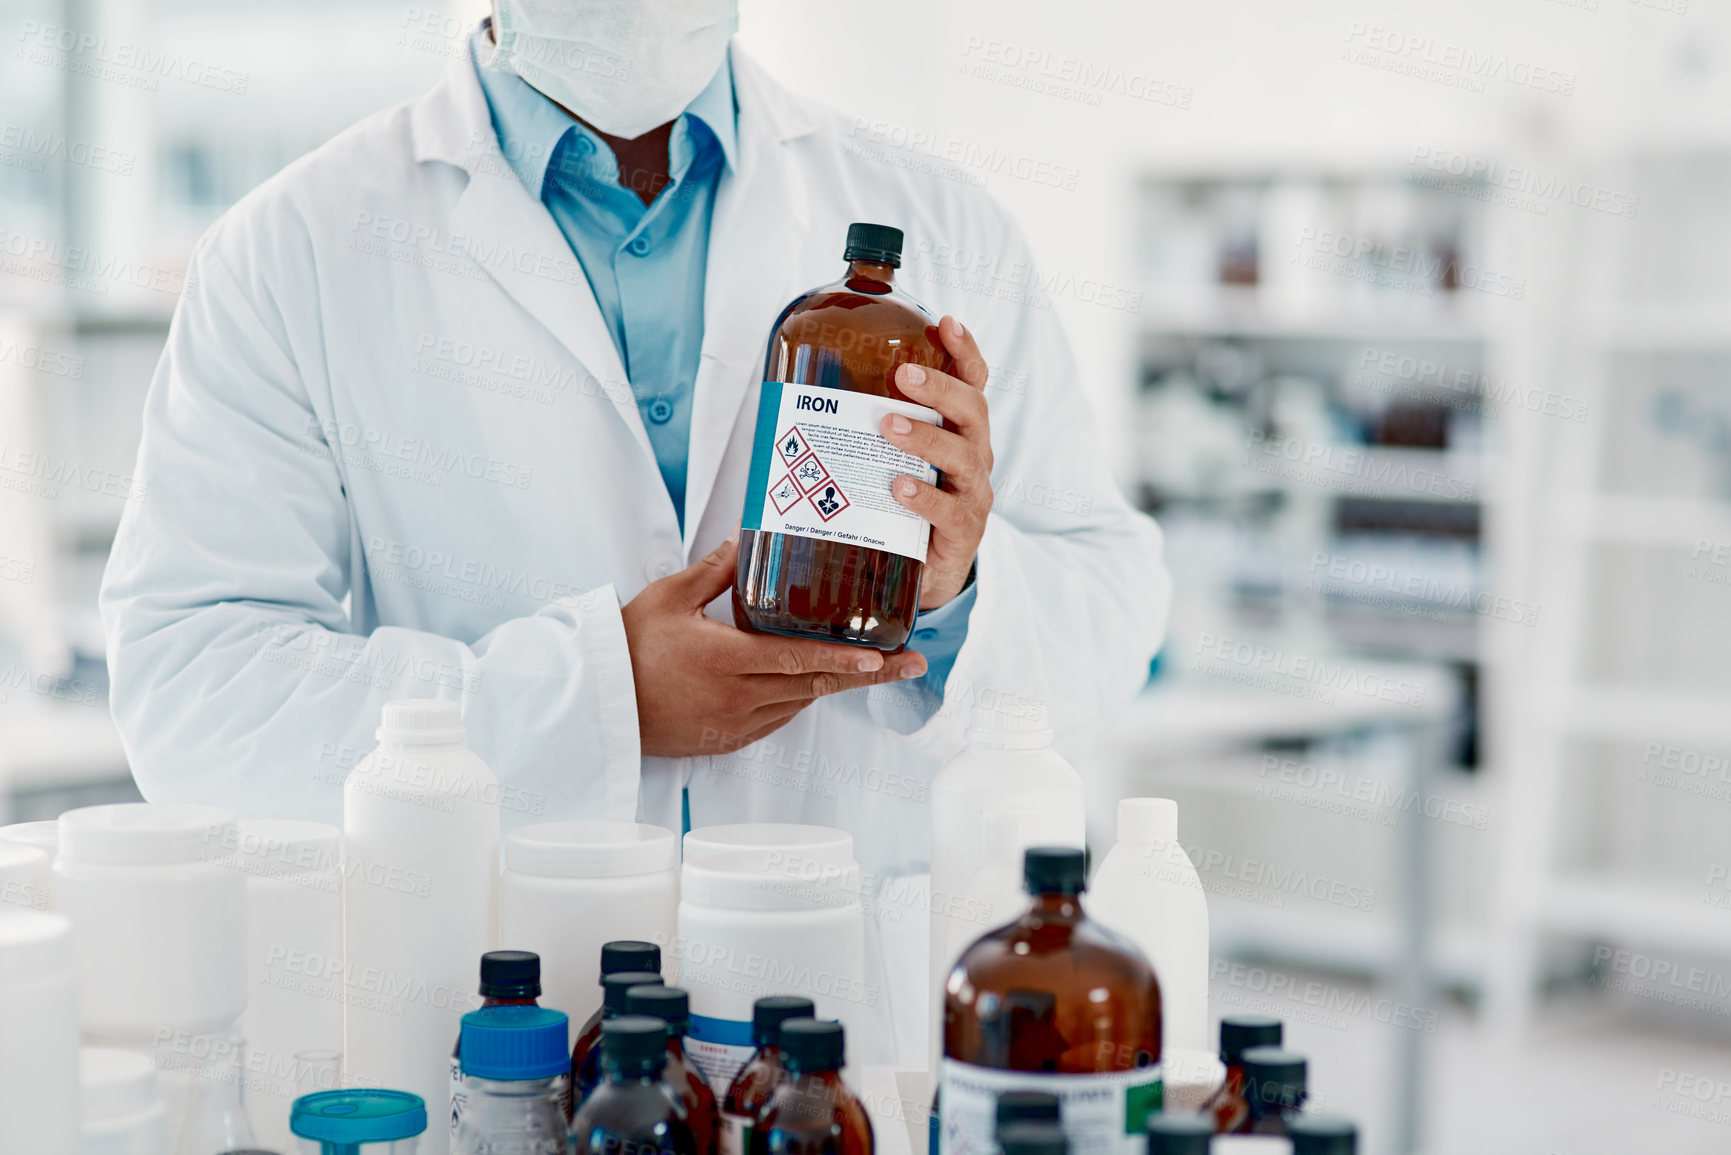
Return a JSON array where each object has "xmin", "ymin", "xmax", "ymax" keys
[{"xmin": 621, "ymin": 537, "xmax": 927, "ymax": 757}]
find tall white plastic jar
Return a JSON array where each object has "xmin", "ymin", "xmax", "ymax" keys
[
  {"xmin": 344, "ymin": 699, "xmax": 498, "ymax": 1155},
  {"xmin": 231, "ymin": 819, "xmax": 343, "ymax": 1152},
  {"xmin": 79, "ymin": 1047, "xmax": 169, "ymax": 1155},
  {"xmin": 677, "ymin": 824, "xmax": 865, "ymax": 1096},
  {"xmin": 500, "ymin": 821, "xmax": 677, "ymax": 1025},
  {"xmin": 54, "ymin": 804, "xmax": 247, "ymax": 1042},
  {"xmin": 1, "ymin": 819, "xmax": 62, "ymax": 907},
  {"xmin": 1086, "ymin": 798, "xmax": 1210, "ymax": 1054},
  {"xmin": 0, "ymin": 840, "xmax": 50, "ymax": 911},
  {"xmin": 0, "ymin": 909, "xmax": 81, "ymax": 1155},
  {"xmin": 928, "ymin": 719, "xmax": 1086, "ymax": 1073}
]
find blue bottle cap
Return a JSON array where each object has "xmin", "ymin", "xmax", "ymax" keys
[
  {"xmin": 460, "ymin": 1004, "xmax": 571, "ymax": 1080},
  {"xmin": 290, "ymin": 1089, "xmax": 427, "ymax": 1142}
]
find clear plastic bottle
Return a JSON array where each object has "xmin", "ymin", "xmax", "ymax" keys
[
  {"xmin": 940, "ymin": 849, "xmax": 1162, "ymax": 1155},
  {"xmin": 572, "ymin": 1017, "xmax": 698, "ymax": 1155},
  {"xmin": 1202, "ymin": 1017, "xmax": 1282, "ymax": 1134},
  {"xmin": 734, "ymin": 222, "xmax": 955, "ymax": 652},
  {"xmin": 568, "ymin": 941, "xmax": 661, "ymax": 1119},
  {"xmin": 720, "ymin": 997, "xmax": 814, "ymax": 1155},
  {"xmin": 572, "ymin": 970, "xmax": 665, "ymax": 1111},
  {"xmin": 1086, "ymin": 799, "xmax": 1209, "ymax": 1055},
  {"xmin": 747, "ymin": 1020, "xmax": 872, "ymax": 1155},
  {"xmin": 626, "ymin": 986, "xmax": 721, "ymax": 1155},
  {"xmin": 453, "ymin": 1005, "xmax": 570, "ymax": 1155},
  {"xmin": 451, "ymin": 952, "xmax": 544, "ymax": 1143},
  {"xmin": 929, "ymin": 714, "xmax": 1087, "ymax": 1075}
]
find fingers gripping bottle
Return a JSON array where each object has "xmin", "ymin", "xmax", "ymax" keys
[
  {"xmin": 734, "ymin": 222, "xmax": 955, "ymax": 652},
  {"xmin": 941, "ymin": 848, "xmax": 1162, "ymax": 1155}
]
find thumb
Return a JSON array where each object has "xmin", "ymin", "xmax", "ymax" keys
[{"xmin": 672, "ymin": 535, "xmax": 739, "ymax": 610}]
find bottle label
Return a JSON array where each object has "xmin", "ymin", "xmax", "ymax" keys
[
  {"xmin": 937, "ymin": 1058, "xmax": 1163, "ymax": 1155},
  {"xmin": 741, "ymin": 379, "xmax": 940, "ymax": 562},
  {"xmin": 719, "ymin": 1111, "xmax": 753, "ymax": 1155},
  {"xmin": 685, "ymin": 1015, "xmax": 757, "ymax": 1097}
]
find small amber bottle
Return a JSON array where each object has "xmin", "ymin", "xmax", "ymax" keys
[
  {"xmin": 572, "ymin": 1016, "xmax": 700, "ymax": 1155},
  {"xmin": 721, "ymin": 996, "xmax": 816, "ymax": 1155},
  {"xmin": 747, "ymin": 1019, "xmax": 873, "ymax": 1155},
  {"xmin": 568, "ymin": 941, "xmax": 662, "ymax": 1119},
  {"xmin": 572, "ymin": 969, "xmax": 664, "ymax": 1113},
  {"xmin": 734, "ymin": 222, "xmax": 955, "ymax": 652},
  {"xmin": 1202, "ymin": 1015, "xmax": 1283, "ymax": 1134},
  {"xmin": 940, "ymin": 848, "xmax": 1162, "ymax": 1155},
  {"xmin": 628, "ymin": 985, "xmax": 722, "ymax": 1155},
  {"xmin": 1239, "ymin": 1047, "xmax": 1307, "ymax": 1136}
]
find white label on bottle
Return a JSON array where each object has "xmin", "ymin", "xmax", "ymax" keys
[
  {"xmin": 938, "ymin": 1058, "xmax": 1163, "ymax": 1155},
  {"xmin": 686, "ymin": 1036, "xmax": 756, "ymax": 1099},
  {"xmin": 719, "ymin": 1110, "xmax": 753, "ymax": 1155},
  {"xmin": 449, "ymin": 1054, "xmax": 465, "ymax": 1139},
  {"xmin": 741, "ymin": 380, "xmax": 940, "ymax": 562}
]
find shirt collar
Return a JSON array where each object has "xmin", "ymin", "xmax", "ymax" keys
[{"xmin": 470, "ymin": 20, "xmax": 736, "ymax": 202}]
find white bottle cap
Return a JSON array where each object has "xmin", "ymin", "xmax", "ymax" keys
[
  {"xmin": 682, "ymin": 823, "xmax": 855, "ymax": 873},
  {"xmin": 0, "ymin": 820, "xmax": 59, "ymax": 853},
  {"xmin": 0, "ymin": 907, "xmax": 75, "ymax": 983},
  {"xmin": 79, "ymin": 1047, "xmax": 160, "ymax": 1123},
  {"xmin": 506, "ymin": 822, "xmax": 677, "ymax": 879},
  {"xmin": 1117, "ymin": 797, "xmax": 1179, "ymax": 845},
  {"xmin": 58, "ymin": 803, "xmax": 237, "ymax": 867},
  {"xmin": 376, "ymin": 698, "xmax": 464, "ymax": 744}
]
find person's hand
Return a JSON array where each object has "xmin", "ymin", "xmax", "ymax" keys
[
  {"xmin": 621, "ymin": 537, "xmax": 928, "ymax": 757},
  {"xmin": 881, "ymin": 315, "xmax": 993, "ymax": 610}
]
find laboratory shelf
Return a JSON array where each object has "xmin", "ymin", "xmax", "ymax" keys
[{"xmin": 1535, "ymin": 874, "xmax": 1731, "ymax": 958}]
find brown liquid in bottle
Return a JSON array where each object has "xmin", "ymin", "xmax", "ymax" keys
[
  {"xmin": 722, "ymin": 996, "xmax": 816, "ymax": 1155},
  {"xmin": 1202, "ymin": 1015, "xmax": 1282, "ymax": 1134},
  {"xmin": 940, "ymin": 848, "xmax": 1162, "ymax": 1153},
  {"xmin": 627, "ymin": 986, "xmax": 722, "ymax": 1155},
  {"xmin": 733, "ymin": 222, "xmax": 954, "ymax": 652},
  {"xmin": 747, "ymin": 1019, "xmax": 873, "ymax": 1155}
]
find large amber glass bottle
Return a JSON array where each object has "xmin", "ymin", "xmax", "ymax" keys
[
  {"xmin": 733, "ymin": 223, "xmax": 954, "ymax": 651},
  {"xmin": 940, "ymin": 848, "xmax": 1163, "ymax": 1155}
]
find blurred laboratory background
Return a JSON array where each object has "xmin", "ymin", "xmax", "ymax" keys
[{"xmin": 4, "ymin": 0, "xmax": 1731, "ymax": 1151}]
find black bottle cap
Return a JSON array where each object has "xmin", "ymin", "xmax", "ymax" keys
[
  {"xmin": 998, "ymin": 1121, "xmax": 1068, "ymax": 1155},
  {"xmin": 995, "ymin": 1090, "xmax": 1060, "ymax": 1131},
  {"xmin": 626, "ymin": 985, "xmax": 690, "ymax": 1035},
  {"xmin": 1023, "ymin": 847, "xmax": 1087, "ymax": 896},
  {"xmin": 778, "ymin": 1018, "xmax": 845, "ymax": 1074},
  {"xmin": 751, "ymin": 996, "xmax": 816, "ymax": 1047},
  {"xmin": 1145, "ymin": 1111, "xmax": 1213, "ymax": 1154},
  {"xmin": 598, "ymin": 941, "xmax": 660, "ymax": 983},
  {"xmin": 1242, "ymin": 1046, "xmax": 1308, "ymax": 1114},
  {"xmin": 844, "ymin": 222, "xmax": 904, "ymax": 268},
  {"xmin": 1219, "ymin": 1014, "xmax": 1282, "ymax": 1065},
  {"xmin": 1290, "ymin": 1115, "xmax": 1358, "ymax": 1155},
  {"xmin": 477, "ymin": 950, "xmax": 540, "ymax": 998},
  {"xmin": 601, "ymin": 971, "xmax": 663, "ymax": 1016},
  {"xmin": 601, "ymin": 1016, "xmax": 670, "ymax": 1077}
]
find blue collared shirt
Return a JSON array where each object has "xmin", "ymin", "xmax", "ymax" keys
[{"xmin": 470, "ymin": 25, "xmax": 973, "ymax": 683}]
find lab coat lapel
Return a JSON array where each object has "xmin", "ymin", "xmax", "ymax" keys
[
  {"xmin": 420, "ymin": 55, "xmax": 654, "ymax": 465},
  {"xmin": 681, "ymin": 46, "xmax": 815, "ymax": 555}
]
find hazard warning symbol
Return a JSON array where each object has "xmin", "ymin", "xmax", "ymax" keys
[
  {"xmin": 768, "ymin": 474, "xmax": 802, "ymax": 514},
  {"xmin": 776, "ymin": 427, "xmax": 809, "ymax": 466},
  {"xmin": 764, "ymin": 440, "xmax": 852, "ymax": 523},
  {"xmin": 790, "ymin": 452, "xmax": 830, "ymax": 494},
  {"xmin": 809, "ymin": 480, "xmax": 850, "ymax": 521}
]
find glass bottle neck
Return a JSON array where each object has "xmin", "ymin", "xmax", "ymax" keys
[
  {"xmin": 1028, "ymin": 892, "xmax": 1084, "ymax": 919},
  {"xmin": 845, "ymin": 258, "xmax": 896, "ymax": 291}
]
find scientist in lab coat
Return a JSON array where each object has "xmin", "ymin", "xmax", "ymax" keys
[{"xmin": 98, "ymin": 1, "xmax": 1169, "ymax": 1062}]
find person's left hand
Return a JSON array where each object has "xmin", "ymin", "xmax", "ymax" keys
[{"xmin": 880, "ymin": 315, "xmax": 993, "ymax": 611}]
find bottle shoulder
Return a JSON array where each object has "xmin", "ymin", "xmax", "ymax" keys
[{"xmin": 952, "ymin": 913, "xmax": 1161, "ymax": 992}]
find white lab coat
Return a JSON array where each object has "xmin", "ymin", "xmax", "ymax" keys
[{"xmin": 99, "ymin": 41, "xmax": 1170, "ymax": 1064}]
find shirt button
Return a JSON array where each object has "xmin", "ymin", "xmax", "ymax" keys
[
  {"xmin": 628, "ymin": 235, "xmax": 652, "ymax": 256},
  {"xmin": 646, "ymin": 397, "xmax": 675, "ymax": 425},
  {"xmin": 645, "ymin": 552, "xmax": 680, "ymax": 581},
  {"xmin": 914, "ymin": 628, "xmax": 939, "ymax": 641}
]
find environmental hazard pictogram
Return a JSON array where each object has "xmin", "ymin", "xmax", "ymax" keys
[{"xmin": 767, "ymin": 427, "xmax": 851, "ymax": 522}]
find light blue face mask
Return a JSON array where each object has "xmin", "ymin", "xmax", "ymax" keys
[{"xmin": 491, "ymin": 0, "xmax": 737, "ymax": 139}]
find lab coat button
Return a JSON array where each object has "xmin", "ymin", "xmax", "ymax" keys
[
  {"xmin": 914, "ymin": 628, "xmax": 939, "ymax": 641},
  {"xmin": 646, "ymin": 552, "xmax": 680, "ymax": 581},
  {"xmin": 646, "ymin": 397, "xmax": 674, "ymax": 425},
  {"xmin": 628, "ymin": 235, "xmax": 652, "ymax": 256}
]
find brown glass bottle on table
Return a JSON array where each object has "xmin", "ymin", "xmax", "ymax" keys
[
  {"xmin": 721, "ymin": 995, "xmax": 816, "ymax": 1155},
  {"xmin": 570, "ymin": 940, "xmax": 662, "ymax": 1109},
  {"xmin": 573, "ymin": 1016, "xmax": 699, "ymax": 1155},
  {"xmin": 1203, "ymin": 1015, "xmax": 1283, "ymax": 1134},
  {"xmin": 628, "ymin": 985, "xmax": 722, "ymax": 1155},
  {"xmin": 733, "ymin": 222, "xmax": 955, "ymax": 653},
  {"xmin": 571, "ymin": 969, "xmax": 665, "ymax": 1116},
  {"xmin": 747, "ymin": 1019, "xmax": 873, "ymax": 1155},
  {"xmin": 1238, "ymin": 1047, "xmax": 1307, "ymax": 1136},
  {"xmin": 940, "ymin": 847, "xmax": 1162, "ymax": 1154}
]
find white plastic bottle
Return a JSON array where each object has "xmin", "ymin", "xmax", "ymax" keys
[
  {"xmin": 0, "ymin": 909, "xmax": 80, "ymax": 1155},
  {"xmin": 344, "ymin": 699, "xmax": 499, "ymax": 1155},
  {"xmin": 1086, "ymin": 798, "xmax": 1210, "ymax": 1054},
  {"xmin": 79, "ymin": 1047, "xmax": 170, "ymax": 1155},
  {"xmin": 928, "ymin": 714, "xmax": 1086, "ymax": 1074}
]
